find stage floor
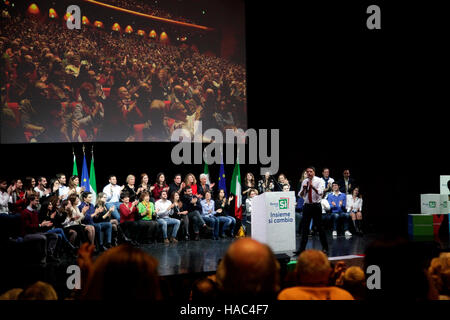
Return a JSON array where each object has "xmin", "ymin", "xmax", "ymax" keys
[{"xmin": 142, "ymin": 233, "xmax": 379, "ymax": 276}]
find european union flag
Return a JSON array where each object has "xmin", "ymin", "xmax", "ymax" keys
[
  {"xmin": 218, "ymin": 161, "xmax": 227, "ymax": 197},
  {"xmin": 81, "ymin": 154, "xmax": 90, "ymax": 192}
]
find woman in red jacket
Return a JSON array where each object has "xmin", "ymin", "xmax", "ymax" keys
[
  {"xmin": 151, "ymin": 173, "xmax": 169, "ymax": 201},
  {"xmin": 119, "ymin": 192, "xmax": 150, "ymax": 244}
]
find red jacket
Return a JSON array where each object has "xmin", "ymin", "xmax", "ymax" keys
[
  {"xmin": 152, "ymin": 183, "xmax": 168, "ymax": 201},
  {"xmin": 21, "ymin": 207, "xmax": 41, "ymax": 236},
  {"xmin": 119, "ymin": 202, "xmax": 137, "ymax": 223}
]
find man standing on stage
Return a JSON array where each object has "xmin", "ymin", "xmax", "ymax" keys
[{"xmin": 296, "ymin": 166, "xmax": 328, "ymax": 255}]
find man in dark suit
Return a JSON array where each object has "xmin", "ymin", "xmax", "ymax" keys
[{"xmin": 338, "ymin": 169, "xmax": 356, "ymax": 195}]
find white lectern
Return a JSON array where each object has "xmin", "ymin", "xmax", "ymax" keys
[{"xmin": 251, "ymin": 191, "xmax": 296, "ymax": 253}]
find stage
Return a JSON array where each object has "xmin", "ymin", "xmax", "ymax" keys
[{"xmin": 144, "ymin": 233, "xmax": 378, "ymax": 276}]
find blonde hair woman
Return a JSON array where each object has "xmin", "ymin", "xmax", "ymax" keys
[{"xmin": 184, "ymin": 173, "xmax": 198, "ymax": 195}]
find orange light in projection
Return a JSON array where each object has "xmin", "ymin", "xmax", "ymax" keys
[
  {"xmin": 64, "ymin": 12, "xmax": 73, "ymax": 21},
  {"xmin": 49, "ymin": 8, "xmax": 57, "ymax": 19},
  {"xmin": 137, "ymin": 30, "xmax": 145, "ymax": 36},
  {"xmin": 112, "ymin": 23, "xmax": 121, "ymax": 31},
  {"xmin": 160, "ymin": 32, "xmax": 168, "ymax": 42},
  {"xmin": 149, "ymin": 30, "xmax": 157, "ymax": 39},
  {"xmin": 82, "ymin": 16, "xmax": 90, "ymax": 25},
  {"xmin": 125, "ymin": 25, "xmax": 133, "ymax": 33},
  {"xmin": 27, "ymin": 3, "xmax": 40, "ymax": 15},
  {"xmin": 94, "ymin": 21, "xmax": 104, "ymax": 28}
]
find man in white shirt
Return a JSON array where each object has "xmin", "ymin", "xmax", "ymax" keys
[
  {"xmin": 56, "ymin": 173, "xmax": 70, "ymax": 200},
  {"xmin": 154, "ymin": 190, "xmax": 180, "ymax": 244},
  {"xmin": 103, "ymin": 175, "xmax": 123, "ymax": 221},
  {"xmin": 0, "ymin": 179, "xmax": 21, "ymax": 241},
  {"xmin": 34, "ymin": 176, "xmax": 50, "ymax": 199},
  {"xmin": 321, "ymin": 168, "xmax": 335, "ymax": 197},
  {"xmin": 0, "ymin": 179, "xmax": 12, "ymax": 214},
  {"xmin": 296, "ymin": 166, "xmax": 328, "ymax": 255}
]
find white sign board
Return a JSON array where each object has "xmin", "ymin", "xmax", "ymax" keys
[
  {"xmin": 421, "ymin": 194, "xmax": 449, "ymax": 214},
  {"xmin": 251, "ymin": 191, "xmax": 296, "ymax": 253},
  {"xmin": 421, "ymin": 194, "xmax": 440, "ymax": 214},
  {"xmin": 440, "ymin": 175, "xmax": 450, "ymax": 195}
]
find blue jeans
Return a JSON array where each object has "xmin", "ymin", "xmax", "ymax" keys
[
  {"xmin": 217, "ymin": 216, "xmax": 236, "ymax": 236},
  {"xmin": 332, "ymin": 212, "xmax": 350, "ymax": 231},
  {"xmin": 106, "ymin": 202, "xmax": 121, "ymax": 221},
  {"xmin": 47, "ymin": 228, "xmax": 69, "ymax": 244},
  {"xmin": 157, "ymin": 217, "xmax": 180, "ymax": 239},
  {"xmin": 203, "ymin": 215, "xmax": 219, "ymax": 239},
  {"xmin": 93, "ymin": 222, "xmax": 112, "ymax": 245}
]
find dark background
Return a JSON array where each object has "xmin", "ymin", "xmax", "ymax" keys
[{"xmin": 1, "ymin": 1, "xmax": 449, "ymax": 236}]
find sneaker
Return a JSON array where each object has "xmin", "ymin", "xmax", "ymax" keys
[
  {"xmin": 194, "ymin": 233, "xmax": 200, "ymax": 241},
  {"xmin": 164, "ymin": 238, "xmax": 170, "ymax": 245},
  {"xmin": 345, "ymin": 230, "xmax": 352, "ymax": 237},
  {"xmin": 332, "ymin": 231, "xmax": 337, "ymax": 237},
  {"xmin": 170, "ymin": 237, "xmax": 178, "ymax": 244}
]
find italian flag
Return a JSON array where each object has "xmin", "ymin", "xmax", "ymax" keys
[
  {"xmin": 203, "ymin": 162, "xmax": 211, "ymax": 185},
  {"xmin": 72, "ymin": 152, "xmax": 78, "ymax": 177},
  {"xmin": 230, "ymin": 158, "xmax": 242, "ymax": 219},
  {"xmin": 90, "ymin": 152, "xmax": 97, "ymax": 197}
]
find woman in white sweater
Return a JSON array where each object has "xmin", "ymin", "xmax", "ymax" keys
[{"xmin": 346, "ymin": 187, "xmax": 363, "ymax": 235}]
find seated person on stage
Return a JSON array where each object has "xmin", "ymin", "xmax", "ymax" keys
[
  {"xmin": 118, "ymin": 192, "xmax": 149, "ymax": 245},
  {"xmin": 79, "ymin": 191, "xmax": 112, "ymax": 251},
  {"xmin": 67, "ymin": 195, "xmax": 95, "ymax": 246},
  {"xmin": 346, "ymin": 187, "xmax": 363, "ymax": 235},
  {"xmin": 244, "ymin": 188, "xmax": 258, "ymax": 234},
  {"xmin": 181, "ymin": 186, "xmax": 212, "ymax": 241},
  {"xmin": 94, "ymin": 193, "xmax": 120, "ymax": 246},
  {"xmin": 20, "ymin": 193, "xmax": 59, "ymax": 263},
  {"xmin": 197, "ymin": 173, "xmax": 215, "ymax": 198},
  {"xmin": 200, "ymin": 191, "xmax": 220, "ymax": 240},
  {"xmin": 322, "ymin": 195, "xmax": 333, "ymax": 225},
  {"xmin": 137, "ymin": 191, "xmax": 158, "ymax": 243},
  {"xmin": 154, "ymin": 190, "xmax": 180, "ymax": 244},
  {"xmin": 215, "ymin": 238, "xmax": 280, "ymax": 300},
  {"xmin": 215, "ymin": 189, "xmax": 236, "ymax": 238},
  {"xmin": 338, "ymin": 169, "xmax": 356, "ymax": 195},
  {"xmin": 102, "ymin": 175, "xmax": 123, "ymax": 222},
  {"xmin": 168, "ymin": 174, "xmax": 185, "ymax": 199},
  {"xmin": 170, "ymin": 191, "xmax": 190, "ymax": 241},
  {"xmin": 34, "ymin": 176, "xmax": 50, "ymax": 200},
  {"xmin": 123, "ymin": 175, "xmax": 138, "ymax": 202},
  {"xmin": 152, "ymin": 173, "xmax": 169, "ymax": 202},
  {"xmin": 327, "ymin": 182, "xmax": 351, "ymax": 237},
  {"xmin": 258, "ymin": 172, "xmax": 275, "ymax": 194},
  {"xmin": 0, "ymin": 178, "xmax": 22, "ymax": 241},
  {"xmin": 278, "ymin": 250, "xmax": 354, "ymax": 300},
  {"xmin": 38, "ymin": 197, "xmax": 76, "ymax": 253},
  {"xmin": 136, "ymin": 173, "xmax": 155, "ymax": 202},
  {"xmin": 56, "ymin": 173, "xmax": 69, "ymax": 201},
  {"xmin": 321, "ymin": 168, "xmax": 335, "ymax": 198},
  {"xmin": 184, "ymin": 173, "xmax": 198, "ymax": 196},
  {"xmin": 278, "ymin": 174, "xmax": 293, "ymax": 191},
  {"xmin": 67, "ymin": 176, "xmax": 85, "ymax": 199}
]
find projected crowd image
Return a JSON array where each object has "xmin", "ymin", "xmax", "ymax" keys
[{"xmin": 0, "ymin": 0, "xmax": 246, "ymax": 143}]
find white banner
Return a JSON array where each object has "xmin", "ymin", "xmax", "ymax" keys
[{"xmin": 251, "ymin": 191, "xmax": 296, "ymax": 253}]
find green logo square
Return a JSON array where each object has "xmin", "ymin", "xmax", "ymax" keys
[
  {"xmin": 429, "ymin": 201, "xmax": 436, "ymax": 208},
  {"xmin": 279, "ymin": 199, "xmax": 288, "ymax": 210}
]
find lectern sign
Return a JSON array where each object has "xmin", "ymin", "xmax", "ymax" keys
[{"xmin": 251, "ymin": 191, "xmax": 296, "ymax": 253}]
